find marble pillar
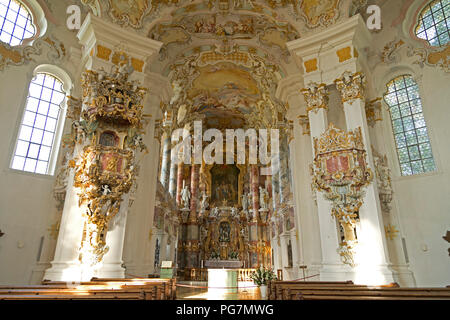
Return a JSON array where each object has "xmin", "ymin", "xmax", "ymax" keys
[
  {"xmin": 176, "ymin": 162, "xmax": 184, "ymax": 206},
  {"xmin": 160, "ymin": 133, "xmax": 171, "ymax": 188},
  {"xmin": 168, "ymin": 148, "xmax": 178, "ymax": 198}
]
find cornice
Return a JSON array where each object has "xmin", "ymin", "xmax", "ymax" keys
[{"xmin": 77, "ymin": 13, "xmax": 163, "ymax": 66}]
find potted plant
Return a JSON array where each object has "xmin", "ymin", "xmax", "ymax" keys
[{"xmin": 249, "ymin": 267, "xmax": 277, "ymax": 300}]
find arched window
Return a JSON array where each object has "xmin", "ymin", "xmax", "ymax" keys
[
  {"xmin": 11, "ymin": 71, "xmax": 68, "ymax": 175},
  {"xmin": 415, "ymin": 0, "xmax": 449, "ymax": 46},
  {"xmin": 0, "ymin": 0, "xmax": 36, "ymax": 46},
  {"xmin": 384, "ymin": 75, "xmax": 436, "ymax": 176}
]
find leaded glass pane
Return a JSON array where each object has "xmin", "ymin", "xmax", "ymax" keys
[
  {"xmin": 416, "ymin": 0, "xmax": 450, "ymax": 46},
  {"xmin": 384, "ymin": 75, "xmax": 437, "ymax": 176},
  {"xmin": 12, "ymin": 73, "xmax": 65, "ymax": 174},
  {"xmin": 0, "ymin": 0, "xmax": 35, "ymax": 46}
]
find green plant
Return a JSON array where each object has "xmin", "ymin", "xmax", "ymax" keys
[{"xmin": 249, "ymin": 267, "xmax": 277, "ymax": 286}]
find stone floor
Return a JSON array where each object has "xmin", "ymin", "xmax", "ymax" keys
[{"xmin": 176, "ymin": 281, "xmax": 262, "ymax": 300}]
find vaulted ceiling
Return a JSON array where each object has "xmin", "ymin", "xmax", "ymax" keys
[{"xmin": 79, "ymin": 0, "xmax": 360, "ymax": 127}]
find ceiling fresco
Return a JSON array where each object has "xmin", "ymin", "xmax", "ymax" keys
[{"xmin": 78, "ymin": 0, "xmax": 354, "ymax": 127}]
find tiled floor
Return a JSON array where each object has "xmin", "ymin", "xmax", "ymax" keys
[{"xmin": 176, "ymin": 281, "xmax": 262, "ymax": 300}]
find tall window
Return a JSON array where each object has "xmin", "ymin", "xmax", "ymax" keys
[
  {"xmin": 0, "ymin": 0, "xmax": 35, "ymax": 46},
  {"xmin": 384, "ymin": 75, "xmax": 436, "ymax": 176},
  {"xmin": 11, "ymin": 73, "xmax": 66, "ymax": 175},
  {"xmin": 415, "ymin": 0, "xmax": 449, "ymax": 46}
]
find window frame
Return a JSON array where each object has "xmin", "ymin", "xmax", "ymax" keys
[
  {"xmin": 414, "ymin": 0, "xmax": 450, "ymax": 47},
  {"xmin": 404, "ymin": 0, "xmax": 450, "ymax": 48},
  {"xmin": 381, "ymin": 72, "xmax": 440, "ymax": 180},
  {"xmin": 9, "ymin": 64, "xmax": 72, "ymax": 177},
  {"xmin": 0, "ymin": 0, "xmax": 47, "ymax": 46}
]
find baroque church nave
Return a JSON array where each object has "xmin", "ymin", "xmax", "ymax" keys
[{"xmin": 0, "ymin": 0, "xmax": 449, "ymax": 294}]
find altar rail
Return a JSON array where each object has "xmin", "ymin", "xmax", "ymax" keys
[{"xmin": 183, "ymin": 268, "xmax": 256, "ymax": 282}]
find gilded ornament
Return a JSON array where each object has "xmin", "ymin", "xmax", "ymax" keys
[
  {"xmin": 336, "ymin": 46, "xmax": 352, "ymax": 62},
  {"xmin": 300, "ymin": 82, "xmax": 329, "ymax": 114},
  {"xmin": 304, "ymin": 58, "xmax": 318, "ymax": 73},
  {"xmin": 385, "ymin": 224, "xmax": 399, "ymax": 240},
  {"xmin": 335, "ymin": 71, "xmax": 366, "ymax": 104},
  {"xmin": 311, "ymin": 123, "xmax": 373, "ymax": 267}
]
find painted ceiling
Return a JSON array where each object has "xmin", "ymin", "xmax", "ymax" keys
[{"xmin": 78, "ymin": 0, "xmax": 359, "ymax": 127}]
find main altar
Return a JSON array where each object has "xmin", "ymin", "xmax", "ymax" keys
[{"xmin": 175, "ymin": 162, "xmax": 273, "ymax": 274}]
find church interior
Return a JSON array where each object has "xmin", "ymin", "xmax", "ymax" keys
[{"xmin": 0, "ymin": 0, "xmax": 449, "ymax": 301}]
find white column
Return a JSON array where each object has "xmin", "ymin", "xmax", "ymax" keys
[
  {"xmin": 43, "ymin": 169, "xmax": 83, "ymax": 281},
  {"xmin": 279, "ymin": 234, "xmax": 289, "ymax": 272},
  {"xmin": 338, "ymin": 74, "xmax": 395, "ymax": 284},
  {"xmin": 95, "ymin": 194, "xmax": 130, "ymax": 279},
  {"xmin": 44, "ymin": 13, "xmax": 163, "ymax": 281},
  {"xmin": 308, "ymin": 108, "xmax": 346, "ymax": 276}
]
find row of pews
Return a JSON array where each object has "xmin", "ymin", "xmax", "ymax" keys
[
  {"xmin": 268, "ymin": 280, "xmax": 450, "ymax": 300},
  {"xmin": 0, "ymin": 277, "xmax": 176, "ymax": 300}
]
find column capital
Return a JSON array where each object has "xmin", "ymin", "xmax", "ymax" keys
[
  {"xmin": 300, "ymin": 82, "xmax": 329, "ymax": 114},
  {"xmin": 334, "ymin": 71, "xmax": 366, "ymax": 104}
]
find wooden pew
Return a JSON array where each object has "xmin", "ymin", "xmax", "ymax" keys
[
  {"xmin": 0, "ymin": 286, "xmax": 156, "ymax": 300},
  {"xmin": 0, "ymin": 278, "xmax": 176, "ymax": 300},
  {"xmin": 268, "ymin": 280, "xmax": 360, "ymax": 300},
  {"xmin": 89, "ymin": 278, "xmax": 177, "ymax": 300},
  {"xmin": 268, "ymin": 280, "xmax": 450, "ymax": 300}
]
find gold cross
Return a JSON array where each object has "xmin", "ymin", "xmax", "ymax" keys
[{"xmin": 385, "ymin": 224, "xmax": 399, "ymax": 240}]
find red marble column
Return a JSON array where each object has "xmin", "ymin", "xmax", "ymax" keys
[
  {"xmin": 190, "ymin": 164, "xmax": 200, "ymax": 220},
  {"xmin": 176, "ymin": 162, "xmax": 184, "ymax": 206}
]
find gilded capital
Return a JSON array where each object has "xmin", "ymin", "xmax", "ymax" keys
[
  {"xmin": 335, "ymin": 71, "xmax": 366, "ymax": 104},
  {"xmin": 300, "ymin": 82, "xmax": 329, "ymax": 114}
]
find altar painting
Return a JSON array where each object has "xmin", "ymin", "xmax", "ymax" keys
[{"xmin": 211, "ymin": 164, "xmax": 239, "ymax": 206}]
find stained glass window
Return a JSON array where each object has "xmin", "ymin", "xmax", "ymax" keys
[
  {"xmin": 11, "ymin": 73, "xmax": 66, "ymax": 174},
  {"xmin": 415, "ymin": 0, "xmax": 450, "ymax": 46},
  {"xmin": 384, "ymin": 75, "xmax": 436, "ymax": 176},
  {"xmin": 0, "ymin": 0, "xmax": 35, "ymax": 46}
]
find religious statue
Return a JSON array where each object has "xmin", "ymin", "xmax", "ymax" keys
[
  {"xmin": 200, "ymin": 191, "xmax": 209, "ymax": 211},
  {"xmin": 231, "ymin": 207, "xmax": 239, "ymax": 218},
  {"xmin": 200, "ymin": 225, "xmax": 208, "ymax": 241},
  {"xmin": 247, "ymin": 192, "xmax": 253, "ymax": 209},
  {"xmin": 219, "ymin": 222, "xmax": 230, "ymax": 243},
  {"xmin": 181, "ymin": 185, "xmax": 191, "ymax": 209},
  {"xmin": 241, "ymin": 193, "xmax": 248, "ymax": 212},
  {"xmin": 210, "ymin": 207, "xmax": 219, "ymax": 218},
  {"xmin": 259, "ymin": 186, "xmax": 269, "ymax": 210}
]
